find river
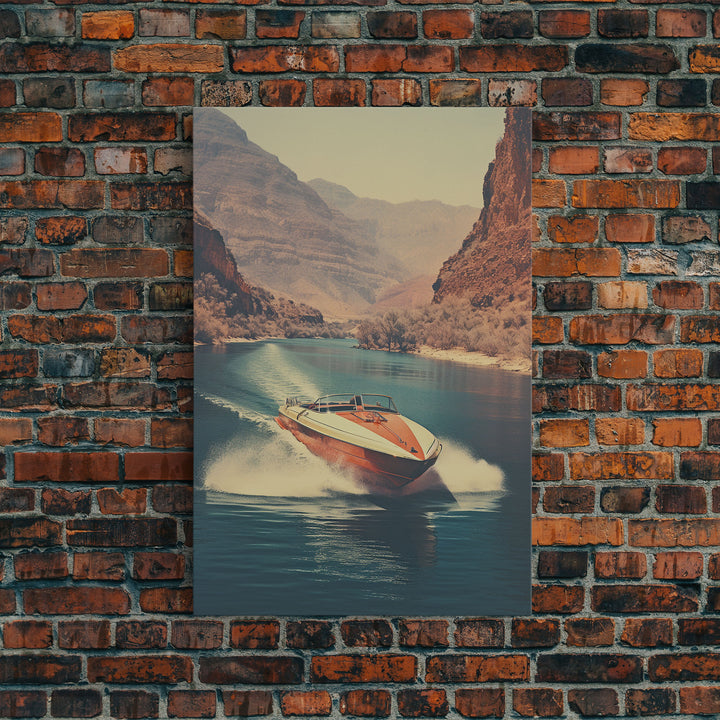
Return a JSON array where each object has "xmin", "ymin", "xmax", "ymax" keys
[{"xmin": 194, "ymin": 338, "xmax": 530, "ymax": 616}]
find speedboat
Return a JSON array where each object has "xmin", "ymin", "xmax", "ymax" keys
[{"xmin": 277, "ymin": 393, "xmax": 442, "ymax": 487}]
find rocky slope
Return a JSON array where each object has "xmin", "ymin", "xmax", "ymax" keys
[
  {"xmin": 308, "ymin": 178, "xmax": 479, "ymax": 280},
  {"xmin": 193, "ymin": 109, "xmax": 404, "ymax": 319},
  {"xmin": 432, "ymin": 109, "xmax": 532, "ymax": 309},
  {"xmin": 194, "ymin": 210, "xmax": 324, "ymax": 342}
]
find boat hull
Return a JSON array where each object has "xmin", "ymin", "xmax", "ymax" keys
[{"xmin": 276, "ymin": 412, "xmax": 440, "ymax": 488}]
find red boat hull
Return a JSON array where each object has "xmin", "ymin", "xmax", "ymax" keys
[{"xmin": 276, "ymin": 414, "xmax": 439, "ymax": 488}]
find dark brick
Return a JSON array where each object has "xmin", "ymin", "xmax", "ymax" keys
[
  {"xmin": 568, "ymin": 689, "xmax": 618, "ymax": 717},
  {"xmin": 598, "ymin": 9, "xmax": 649, "ymax": 38},
  {"xmin": 0, "ymin": 10, "xmax": 20, "ymax": 39},
  {"xmin": 600, "ymin": 487, "xmax": 650, "ymax": 514},
  {"xmin": 575, "ymin": 45, "xmax": 679, "ymax": 74},
  {"xmin": 92, "ymin": 216, "xmax": 144, "ymax": 245},
  {"xmin": 537, "ymin": 551, "xmax": 587, "ymax": 579},
  {"xmin": 480, "ymin": 11, "xmax": 533, "ymax": 39},
  {"xmin": 658, "ymin": 79, "xmax": 706, "ymax": 107},
  {"xmin": 110, "ymin": 691, "xmax": 159, "ymax": 719},
  {"xmin": 51, "ymin": 690, "xmax": 102, "ymax": 718},
  {"xmin": 23, "ymin": 77, "xmax": 74, "ymax": 108},
  {"xmin": 537, "ymin": 654, "xmax": 642, "ymax": 684},
  {"xmin": 83, "ymin": 80, "xmax": 134, "ymax": 109},
  {"xmin": 625, "ymin": 688, "xmax": 675, "ymax": 716},
  {"xmin": 543, "ymin": 282, "xmax": 592, "ymax": 311}
]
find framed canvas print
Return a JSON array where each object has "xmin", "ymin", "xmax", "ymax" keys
[{"xmin": 193, "ymin": 107, "xmax": 532, "ymax": 615}]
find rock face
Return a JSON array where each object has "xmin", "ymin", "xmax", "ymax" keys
[
  {"xmin": 432, "ymin": 109, "xmax": 532, "ymax": 308},
  {"xmin": 308, "ymin": 178, "xmax": 479, "ymax": 280},
  {"xmin": 193, "ymin": 108, "xmax": 403, "ymax": 319},
  {"xmin": 194, "ymin": 209, "xmax": 324, "ymax": 333},
  {"xmin": 194, "ymin": 209, "xmax": 264, "ymax": 316}
]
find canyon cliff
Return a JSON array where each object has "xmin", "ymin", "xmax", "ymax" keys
[
  {"xmin": 432, "ymin": 109, "xmax": 532, "ymax": 309},
  {"xmin": 193, "ymin": 108, "xmax": 405, "ymax": 319},
  {"xmin": 194, "ymin": 210, "xmax": 324, "ymax": 343}
]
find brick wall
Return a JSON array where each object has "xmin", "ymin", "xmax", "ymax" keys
[{"xmin": 1, "ymin": 1, "xmax": 719, "ymax": 718}]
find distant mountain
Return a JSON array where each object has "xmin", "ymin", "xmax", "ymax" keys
[
  {"xmin": 308, "ymin": 178, "xmax": 480, "ymax": 280},
  {"xmin": 432, "ymin": 109, "xmax": 532, "ymax": 309},
  {"xmin": 366, "ymin": 274, "xmax": 435, "ymax": 315},
  {"xmin": 194, "ymin": 210, "xmax": 323, "ymax": 343},
  {"xmin": 194, "ymin": 109, "xmax": 405, "ymax": 319}
]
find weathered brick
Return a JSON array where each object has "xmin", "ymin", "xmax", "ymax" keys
[
  {"xmin": 200, "ymin": 656, "xmax": 304, "ymax": 685},
  {"xmin": 423, "ymin": 10, "xmax": 472, "ymax": 39},
  {"xmin": 110, "ymin": 691, "xmax": 159, "ymax": 719},
  {"xmin": 0, "ymin": 43, "xmax": 110, "ymax": 73},
  {"xmin": 598, "ymin": 9, "xmax": 648, "ymax": 38},
  {"xmin": 25, "ymin": 587, "xmax": 130, "ymax": 615},
  {"xmin": 286, "ymin": 621, "xmax": 334, "ymax": 649},
  {"xmin": 425, "ymin": 655, "xmax": 528, "ymax": 683},
  {"xmin": 196, "ymin": 10, "xmax": 247, "ymax": 39},
  {"xmin": 625, "ymin": 688, "xmax": 675, "ymax": 715},
  {"xmin": 82, "ymin": 11, "xmax": 134, "ymax": 40},
  {"xmin": 454, "ymin": 688, "xmax": 504, "ymax": 718},
  {"xmin": 58, "ymin": 621, "xmax": 110, "ymax": 650},
  {"xmin": 232, "ymin": 45, "xmax": 339, "ymax": 73},
  {"xmin": 340, "ymin": 690, "xmax": 391, "ymax": 717},
  {"xmin": 73, "ymin": 552, "xmax": 125, "ymax": 581},
  {"xmin": 537, "ymin": 654, "xmax": 642, "ymax": 684},
  {"xmin": 454, "ymin": 619, "xmax": 504, "ymax": 648},
  {"xmin": 621, "ymin": 618, "xmax": 672, "ymax": 648}
]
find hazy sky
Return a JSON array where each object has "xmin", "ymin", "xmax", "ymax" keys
[{"xmin": 220, "ymin": 108, "xmax": 506, "ymax": 207}]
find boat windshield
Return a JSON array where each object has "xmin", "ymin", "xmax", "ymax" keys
[{"xmin": 310, "ymin": 394, "xmax": 398, "ymax": 413}]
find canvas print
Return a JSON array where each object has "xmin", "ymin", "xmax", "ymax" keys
[{"xmin": 193, "ymin": 107, "xmax": 531, "ymax": 615}]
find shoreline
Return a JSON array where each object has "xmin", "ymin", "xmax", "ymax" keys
[
  {"xmin": 199, "ymin": 337, "xmax": 531, "ymax": 373},
  {"xmin": 413, "ymin": 345, "xmax": 531, "ymax": 374}
]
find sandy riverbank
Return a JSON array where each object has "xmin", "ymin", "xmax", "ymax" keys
[{"xmin": 414, "ymin": 345, "xmax": 532, "ymax": 374}]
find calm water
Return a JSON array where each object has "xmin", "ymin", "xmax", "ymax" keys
[{"xmin": 194, "ymin": 338, "xmax": 530, "ymax": 616}]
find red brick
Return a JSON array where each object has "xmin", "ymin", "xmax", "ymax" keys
[
  {"xmin": 14, "ymin": 452, "xmax": 119, "ymax": 483},
  {"xmin": 532, "ymin": 248, "xmax": 621, "ymax": 277},
  {"xmin": 621, "ymin": 618, "xmax": 673, "ymax": 649},
  {"xmin": 423, "ymin": 10, "xmax": 473, "ymax": 39},
  {"xmin": 97, "ymin": 487, "xmax": 147, "ymax": 515},
  {"xmin": 58, "ymin": 620, "xmax": 110, "ymax": 650},
  {"xmin": 567, "ymin": 689, "xmax": 618, "ymax": 718},
  {"xmin": 69, "ymin": 113, "xmax": 175, "ymax": 142},
  {"xmin": 200, "ymin": 656, "xmax": 303, "ymax": 685},
  {"xmin": 543, "ymin": 486, "xmax": 594, "ymax": 514},
  {"xmin": 652, "ymin": 418, "xmax": 702, "ymax": 447},
  {"xmin": 538, "ymin": 10, "xmax": 590, "ymax": 38},
  {"xmin": 532, "ymin": 585, "xmax": 584, "ymax": 614},
  {"xmin": 111, "ymin": 182, "xmax": 191, "ymax": 210},
  {"xmin": 511, "ymin": 619, "xmax": 559, "ymax": 648},
  {"xmin": 286, "ymin": 621, "xmax": 334, "ymax": 649},
  {"xmin": 232, "ymin": 45, "xmax": 339, "ymax": 73},
  {"xmin": 94, "ymin": 147, "xmax": 148, "ymax": 174},
  {"xmin": 565, "ymin": 618, "xmax": 614, "ymax": 647},
  {"xmin": 3, "ymin": 620, "xmax": 52, "ymax": 649},
  {"xmin": 14, "ymin": 550, "xmax": 67, "ymax": 579},
  {"xmin": 601, "ymin": 80, "xmax": 649, "ymax": 108},
  {"xmin": 36, "ymin": 282, "xmax": 87, "ymax": 310},
  {"xmin": 95, "ymin": 418, "xmax": 145, "ymax": 447},
  {"xmin": 513, "ymin": 689, "xmax": 563, "ymax": 718},
  {"xmin": 0, "ymin": 349, "xmax": 37, "ymax": 378},
  {"xmin": 94, "ymin": 282, "xmax": 143, "ymax": 310},
  {"xmin": 539, "ymin": 419, "xmax": 589, "ymax": 447},
  {"xmin": 0, "ymin": 656, "xmax": 81, "ymax": 684},
  {"xmin": 629, "ymin": 519, "xmax": 720, "ymax": 547},
  {"xmin": 37, "ymin": 416, "xmax": 89, "ymax": 445},
  {"xmin": 603, "ymin": 491, "xmax": 648, "ymax": 519},
  {"xmin": 222, "ymin": 691, "xmax": 272, "ymax": 717},
  {"xmin": 454, "ymin": 619, "xmax": 504, "ymax": 648},
  {"xmin": 340, "ymin": 690, "xmax": 391, "ymax": 717},
  {"xmin": 124, "ymin": 452, "xmax": 192, "ymax": 482},
  {"xmin": 88, "ymin": 655, "xmax": 193, "ymax": 684},
  {"xmin": 196, "ymin": 10, "xmax": 246, "ymax": 40},
  {"xmin": 570, "ymin": 451, "xmax": 672, "ymax": 480},
  {"xmin": 41, "ymin": 488, "xmax": 91, "ymax": 516},
  {"xmin": 281, "ymin": 691, "xmax": 332, "ymax": 717},
  {"xmin": 625, "ymin": 688, "xmax": 675, "ymax": 715},
  {"xmin": 60, "ymin": 248, "xmax": 168, "ymax": 278},
  {"xmin": 82, "ymin": 10, "xmax": 134, "ymax": 39},
  {"xmin": 658, "ymin": 147, "xmax": 707, "ymax": 175},
  {"xmin": 657, "ymin": 8, "xmax": 706, "ymax": 37},
  {"xmin": 0, "ymin": 112, "xmax": 61, "ymax": 142},
  {"xmin": 134, "ymin": 552, "xmax": 185, "ymax": 581},
  {"xmin": 597, "ymin": 350, "xmax": 648, "ymax": 379},
  {"xmin": 230, "ymin": 621, "xmax": 279, "ymax": 649},
  {"xmin": 533, "ymin": 517, "xmax": 623, "ymax": 546},
  {"xmin": 115, "ymin": 44, "xmax": 223, "ymax": 73},
  {"xmin": 596, "ymin": 418, "xmax": 645, "ymax": 446},
  {"xmin": 35, "ymin": 148, "xmax": 85, "ymax": 177},
  {"xmin": 258, "ymin": 79, "xmax": 306, "ymax": 106},
  {"xmin": 572, "ymin": 179, "xmax": 680, "ymax": 208},
  {"xmin": 142, "ymin": 77, "xmax": 194, "ymax": 107},
  {"xmin": 533, "ymin": 179, "xmax": 566, "ymax": 207},
  {"xmin": 167, "ymin": 691, "xmax": 215, "ymax": 719},
  {"xmin": 24, "ymin": 587, "xmax": 130, "ymax": 615},
  {"xmin": 653, "ymin": 280, "xmax": 703, "ymax": 309},
  {"xmin": 653, "ymin": 551, "xmax": 703, "ymax": 580},
  {"xmin": 0, "ymin": 181, "xmax": 104, "ymax": 210},
  {"xmin": 571, "ymin": 314, "xmax": 674, "ymax": 345},
  {"xmin": 116, "ymin": 621, "xmax": 167, "ymax": 650},
  {"xmin": 398, "ymin": 620, "xmax": 448, "ymax": 648},
  {"xmin": 73, "ymin": 552, "xmax": 125, "ymax": 581},
  {"xmin": 650, "ymin": 653, "xmax": 720, "ymax": 682},
  {"xmin": 454, "ymin": 688, "xmax": 504, "ymax": 718},
  {"xmin": 533, "ymin": 316, "xmax": 563, "ymax": 344},
  {"xmin": 680, "ymin": 687, "xmax": 720, "ymax": 715},
  {"xmin": 312, "ymin": 655, "xmax": 416, "ymax": 683},
  {"xmin": 397, "ymin": 690, "xmax": 447, "ymax": 718},
  {"xmin": 425, "ymin": 655, "xmax": 528, "ymax": 683},
  {"xmin": 313, "ymin": 78, "xmax": 365, "ymax": 106},
  {"xmin": 459, "ymin": 45, "xmax": 567, "ymax": 72},
  {"xmin": 605, "ymin": 213, "xmax": 654, "ymax": 243},
  {"xmin": 172, "ymin": 621, "xmax": 223, "ymax": 650},
  {"xmin": 341, "ymin": 620, "xmax": 393, "ymax": 647},
  {"xmin": 371, "ymin": 79, "xmax": 421, "ymax": 107},
  {"xmin": 0, "ymin": 691, "xmax": 46, "ymax": 718},
  {"xmin": 542, "ymin": 78, "xmax": 592, "ymax": 107},
  {"xmin": 547, "ymin": 213, "xmax": 598, "ymax": 241},
  {"xmin": 628, "ymin": 384, "xmax": 720, "ymax": 412},
  {"xmin": 629, "ymin": 112, "xmax": 720, "ymax": 141}
]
